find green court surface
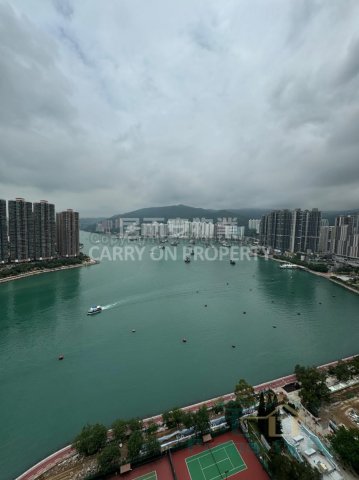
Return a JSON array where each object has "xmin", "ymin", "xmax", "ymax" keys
[
  {"xmin": 133, "ymin": 472, "xmax": 157, "ymax": 480},
  {"xmin": 186, "ymin": 441, "xmax": 247, "ymax": 480}
]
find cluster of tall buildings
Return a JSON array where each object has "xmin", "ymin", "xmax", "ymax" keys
[
  {"xmin": 319, "ymin": 215, "xmax": 359, "ymax": 259},
  {"xmin": 0, "ymin": 198, "xmax": 79, "ymax": 264},
  {"xmin": 97, "ymin": 217, "xmax": 246, "ymax": 240},
  {"xmin": 259, "ymin": 208, "xmax": 359, "ymax": 259},
  {"xmin": 259, "ymin": 208, "xmax": 322, "ymax": 254},
  {"xmin": 140, "ymin": 218, "xmax": 245, "ymax": 239}
]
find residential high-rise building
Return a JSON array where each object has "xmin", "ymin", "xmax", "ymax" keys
[
  {"xmin": 0, "ymin": 199, "xmax": 8, "ymax": 263},
  {"xmin": 8, "ymin": 198, "xmax": 34, "ymax": 262},
  {"xmin": 318, "ymin": 226, "xmax": 335, "ymax": 254},
  {"xmin": 167, "ymin": 218, "xmax": 191, "ymax": 237},
  {"xmin": 248, "ymin": 219, "xmax": 261, "ymax": 234},
  {"xmin": 215, "ymin": 218, "xmax": 238, "ymax": 240},
  {"xmin": 56, "ymin": 209, "xmax": 79, "ymax": 257},
  {"xmin": 300, "ymin": 208, "xmax": 321, "ymax": 253},
  {"xmin": 141, "ymin": 221, "xmax": 168, "ymax": 238},
  {"xmin": 260, "ymin": 208, "xmax": 321, "ymax": 254},
  {"xmin": 33, "ymin": 200, "xmax": 56, "ymax": 260},
  {"xmin": 332, "ymin": 215, "xmax": 359, "ymax": 259}
]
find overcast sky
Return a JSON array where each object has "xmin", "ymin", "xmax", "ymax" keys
[{"xmin": 1, "ymin": 0, "xmax": 359, "ymax": 216}]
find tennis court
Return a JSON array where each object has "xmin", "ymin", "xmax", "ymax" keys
[
  {"xmin": 133, "ymin": 472, "xmax": 157, "ymax": 480},
  {"xmin": 185, "ymin": 440, "xmax": 247, "ymax": 480}
]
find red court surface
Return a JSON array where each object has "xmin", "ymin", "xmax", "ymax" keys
[
  {"xmin": 110, "ymin": 431, "xmax": 269, "ymax": 480},
  {"xmin": 109, "ymin": 455, "xmax": 172, "ymax": 479},
  {"xmin": 171, "ymin": 431, "xmax": 270, "ymax": 480}
]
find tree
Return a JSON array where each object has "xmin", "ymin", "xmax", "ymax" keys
[
  {"xmin": 213, "ymin": 400, "xmax": 224, "ymax": 414},
  {"xmin": 351, "ymin": 356, "xmax": 359, "ymax": 375},
  {"xmin": 192, "ymin": 406, "xmax": 210, "ymax": 434},
  {"xmin": 330, "ymin": 427, "xmax": 359, "ymax": 474},
  {"xmin": 97, "ymin": 444, "xmax": 120, "ymax": 474},
  {"xmin": 144, "ymin": 432, "xmax": 161, "ymax": 456},
  {"xmin": 225, "ymin": 400, "xmax": 243, "ymax": 429},
  {"xmin": 182, "ymin": 411, "xmax": 194, "ymax": 429},
  {"xmin": 127, "ymin": 417, "xmax": 143, "ymax": 433},
  {"xmin": 270, "ymin": 450, "xmax": 321, "ymax": 480},
  {"xmin": 112, "ymin": 419, "xmax": 128, "ymax": 443},
  {"xmin": 162, "ymin": 408, "xmax": 184, "ymax": 429},
  {"xmin": 172, "ymin": 408, "xmax": 185, "ymax": 428},
  {"xmin": 257, "ymin": 391, "xmax": 282, "ymax": 442},
  {"xmin": 294, "ymin": 365, "xmax": 330, "ymax": 416},
  {"xmin": 234, "ymin": 379, "xmax": 256, "ymax": 408},
  {"xmin": 146, "ymin": 421, "xmax": 159, "ymax": 435},
  {"xmin": 73, "ymin": 423, "xmax": 107, "ymax": 456},
  {"xmin": 257, "ymin": 392, "xmax": 267, "ymax": 436},
  {"xmin": 329, "ymin": 361, "xmax": 352, "ymax": 382},
  {"xmin": 127, "ymin": 431, "xmax": 144, "ymax": 461}
]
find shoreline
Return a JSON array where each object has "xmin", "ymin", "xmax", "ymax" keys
[
  {"xmin": 16, "ymin": 353, "xmax": 358, "ymax": 480},
  {"xmin": 269, "ymin": 255, "xmax": 359, "ymax": 296},
  {"xmin": 0, "ymin": 259, "xmax": 98, "ymax": 284}
]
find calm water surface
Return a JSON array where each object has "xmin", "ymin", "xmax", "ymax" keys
[{"xmin": 1, "ymin": 233, "xmax": 359, "ymax": 479}]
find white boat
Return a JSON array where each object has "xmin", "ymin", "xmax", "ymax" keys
[
  {"xmin": 87, "ymin": 305, "xmax": 102, "ymax": 315},
  {"xmin": 279, "ymin": 263, "xmax": 298, "ymax": 269}
]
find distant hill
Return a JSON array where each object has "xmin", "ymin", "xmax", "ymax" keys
[
  {"xmin": 81, "ymin": 205, "xmax": 359, "ymax": 232},
  {"xmin": 82, "ymin": 205, "xmax": 272, "ymax": 231},
  {"xmin": 80, "ymin": 217, "xmax": 106, "ymax": 230},
  {"xmin": 109, "ymin": 204, "xmax": 241, "ymax": 221}
]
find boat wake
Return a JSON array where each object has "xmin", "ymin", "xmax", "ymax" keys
[{"xmin": 100, "ymin": 282, "xmax": 236, "ymax": 312}]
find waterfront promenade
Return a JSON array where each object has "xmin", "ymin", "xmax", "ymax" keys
[
  {"xmin": 0, "ymin": 259, "xmax": 97, "ymax": 284},
  {"xmin": 16, "ymin": 354, "xmax": 357, "ymax": 480}
]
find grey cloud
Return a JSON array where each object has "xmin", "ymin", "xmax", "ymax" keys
[
  {"xmin": 0, "ymin": 3, "xmax": 74, "ymax": 127},
  {"xmin": 337, "ymin": 38, "xmax": 359, "ymax": 85},
  {"xmin": 53, "ymin": 0, "xmax": 74, "ymax": 20},
  {"xmin": 2, "ymin": 0, "xmax": 359, "ymax": 215}
]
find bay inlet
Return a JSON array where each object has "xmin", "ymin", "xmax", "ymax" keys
[{"xmin": 1, "ymin": 232, "xmax": 359, "ymax": 479}]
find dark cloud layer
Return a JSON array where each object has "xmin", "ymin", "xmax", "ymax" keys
[{"xmin": 1, "ymin": 0, "xmax": 359, "ymax": 216}]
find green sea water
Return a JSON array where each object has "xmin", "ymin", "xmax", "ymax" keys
[{"xmin": 1, "ymin": 232, "xmax": 359, "ymax": 479}]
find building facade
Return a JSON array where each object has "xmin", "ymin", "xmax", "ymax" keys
[
  {"xmin": 260, "ymin": 208, "xmax": 321, "ymax": 254},
  {"xmin": 33, "ymin": 200, "xmax": 56, "ymax": 260},
  {"xmin": 332, "ymin": 215, "xmax": 359, "ymax": 259},
  {"xmin": 248, "ymin": 219, "xmax": 261, "ymax": 234},
  {"xmin": 0, "ymin": 199, "xmax": 8, "ymax": 263},
  {"xmin": 8, "ymin": 198, "xmax": 34, "ymax": 262},
  {"xmin": 318, "ymin": 226, "xmax": 335, "ymax": 254},
  {"xmin": 56, "ymin": 209, "xmax": 80, "ymax": 257}
]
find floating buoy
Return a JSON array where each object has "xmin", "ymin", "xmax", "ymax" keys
[
  {"xmin": 204, "ymin": 304, "xmax": 207, "ymax": 307},
  {"xmin": 319, "ymin": 302, "xmax": 322, "ymax": 304},
  {"xmin": 226, "ymin": 282, "xmax": 229, "ymax": 285},
  {"xmin": 58, "ymin": 355, "xmax": 64, "ymax": 361},
  {"xmin": 243, "ymin": 311, "xmax": 246, "ymax": 314},
  {"xmin": 232, "ymin": 345, "xmax": 236, "ymax": 348},
  {"xmin": 297, "ymin": 312, "xmax": 301, "ymax": 315},
  {"xmin": 132, "ymin": 329, "xmax": 136, "ymax": 333},
  {"xmin": 272, "ymin": 325, "xmax": 277, "ymax": 328},
  {"xmin": 182, "ymin": 338, "xmax": 187, "ymax": 343},
  {"xmin": 196, "ymin": 290, "xmax": 199, "ymax": 293}
]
